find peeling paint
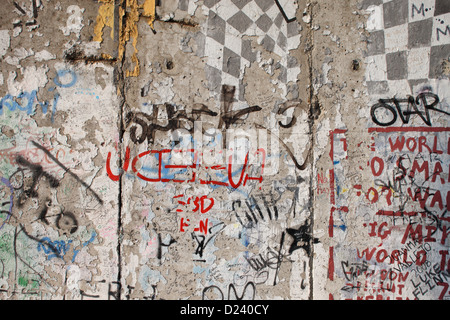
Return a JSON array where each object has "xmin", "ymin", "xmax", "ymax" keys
[
  {"xmin": 0, "ymin": 0, "xmax": 448, "ymax": 302},
  {"xmin": 93, "ymin": 0, "xmax": 115, "ymax": 43},
  {"xmin": 93, "ymin": 0, "xmax": 156, "ymax": 77}
]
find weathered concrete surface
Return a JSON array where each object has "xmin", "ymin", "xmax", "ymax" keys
[{"xmin": 0, "ymin": 0, "xmax": 448, "ymax": 300}]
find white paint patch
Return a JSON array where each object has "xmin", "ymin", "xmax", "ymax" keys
[
  {"xmin": 60, "ymin": 5, "xmax": 85, "ymax": 36},
  {"xmin": 334, "ymin": 102, "xmax": 345, "ymax": 130},
  {"xmin": 277, "ymin": 0, "xmax": 298, "ymax": 21},
  {"xmin": 315, "ymin": 118, "xmax": 330, "ymax": 163},
  {"xmin": 7, "ymin": 65, "xmax": 49, "ymax": 96},
  {"xmin": 408, "ymin": 47, "xmax": 431, "ymax": 80},
  {"xmin": 5, "ymin": 47, "xmax": 34, "ymax": 66},
  {"xmin": 365, "ymin": 54, "xmax": 387, "ymax": 82},
  {"xmin": 80, "ymin": 41, "xmax": 101, "ymax": 56},
  {"xmin": 153, "ymin": 77, "xmax": 175, "ymax": 104},
  {"xmin": 0, "ymin": 30, "xmax": 10, "ymax": 57},
  {"xmin": 66, "ymin": 265, "xmax": 81, "ymax": 291},
  {"xmin": 365, "ymin": 5, "xmax": 384, "ymax": 32},
  {"xmin": 12, "ymin": 26, "xmax": 22, "ymax": 38},
  {"xmin": 35, "ymin": 49, "xmax": 56, "ymax": 61},
  {"xmin": 322, "ymin": 62, "xmax": 332, "ymax": 87},
  {"xmin": 384, "ymin": 23, "xmax": 408, "ymax": 53},
  {"xmin": 188, "ymin": 0, "xmax": 199, "ymax": 16},
  {"xmin": 302, "ymin": 14, "xmax": 311, "ymax": 24}
]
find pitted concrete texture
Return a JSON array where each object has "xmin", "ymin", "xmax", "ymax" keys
[{"xmin": 0, "ymin": 0, "xmax": 448, "ymax": 300}]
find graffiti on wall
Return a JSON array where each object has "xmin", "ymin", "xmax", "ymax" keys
[
  {"xmin": 0, "ymin": 0, "xmax": 448, "ymax": 301},
  {"xmin": 322, "ymin": 0, "xmax": 450, "ymax": 300},
  {"xmin": 328, "ymin": 120, "xmax": 450, "ymax": 299}
]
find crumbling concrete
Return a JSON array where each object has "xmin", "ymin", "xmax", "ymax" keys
[{"xmin": 0, "ymin": 0, "xmax": 448, "ymax": 300}]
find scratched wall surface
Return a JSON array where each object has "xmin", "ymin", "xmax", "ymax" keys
[{"xmin": 0, "ymin": 0, "xmax": 448, "ymax": 300}]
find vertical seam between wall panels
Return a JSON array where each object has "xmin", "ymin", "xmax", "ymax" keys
[
  {"xmin": 307, "ymin": 2, "xmax": 316, "ymax": 301},
  {"xmin": 115, "ymin": 0, "xmax": 126, "ymax": 300}
]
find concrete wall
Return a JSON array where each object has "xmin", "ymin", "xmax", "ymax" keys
[{"xmin": 0, "ymin": 0, "xmax": 448, "ymax": 300}]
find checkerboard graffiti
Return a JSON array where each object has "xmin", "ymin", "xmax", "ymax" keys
[
  {"xmin": 197, "ymin": 0, "xmax": 301, "ymax": 103},
  {"xmin": 363, "ymin": 0, "xmax": 450, "ymax": 96}
]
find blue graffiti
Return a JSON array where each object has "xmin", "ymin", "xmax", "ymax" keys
[
  {"xmin": 37, "ymin": 237, "xmax": 72, "ymax": 260},
  {"xmin": 37, "ymin": 231, "xmax": 96, "ymax": 261},
  {"xmin": 53, "ymin": 69, "xmax": 77, "ymax": 88},
  {"xmin": 0, "ymin": 90, "xmax": 60, "ymax": 118},
  {"xmin": 0, "ymin": 69, "xmax": 76, "ymax": 122}
]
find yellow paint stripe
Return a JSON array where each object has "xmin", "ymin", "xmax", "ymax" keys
[
  {"xmin": 93, "ymin": 0, "xmax": 115, "ymax": 42},
  {"xmin": 94, "ymin": 0, "xmax": 156, "ymax": 77},
  {"xmin": 142, "ymin": 0, "xmax": 156, "ymax": 30}
]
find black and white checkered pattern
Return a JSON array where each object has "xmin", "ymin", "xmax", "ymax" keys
[
  {"xmin": 198, "ymin": 0, "xmax": 301, "ymax": 103},
  {"xmin": 363, "ymin": 0, "xmax": 450, "ymax": 97}
]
